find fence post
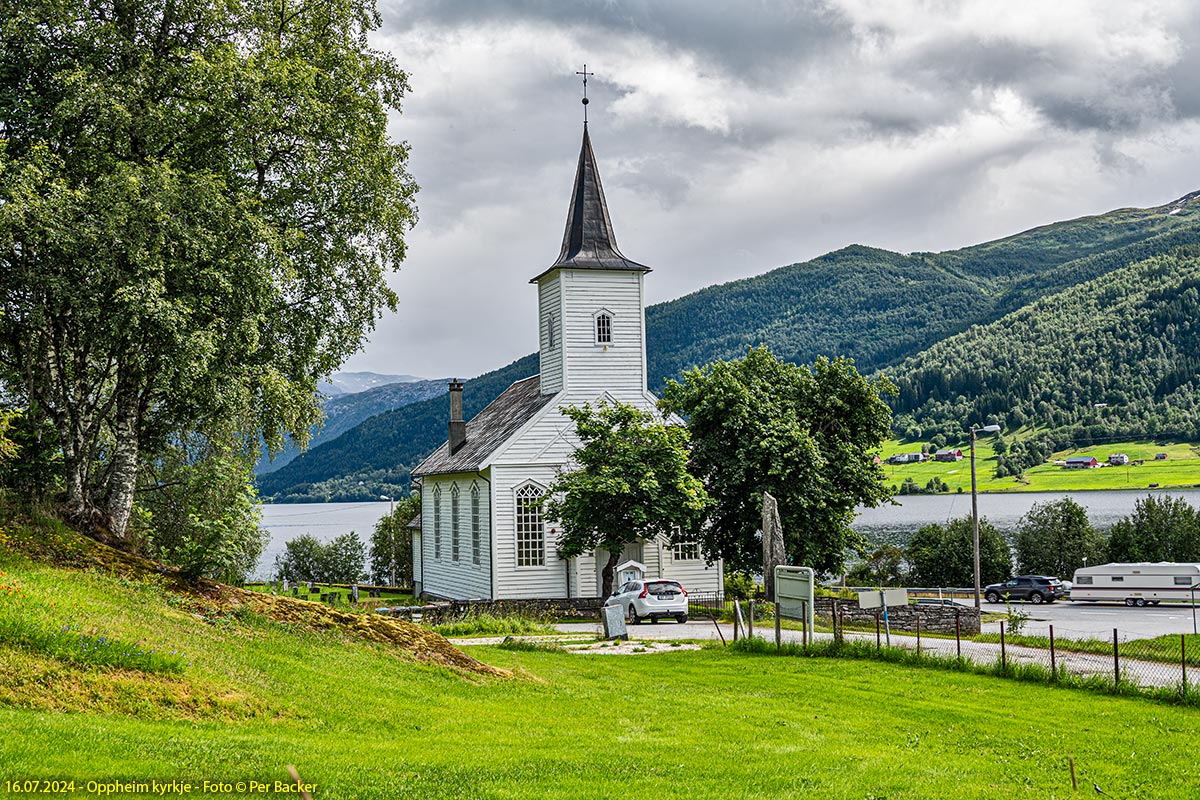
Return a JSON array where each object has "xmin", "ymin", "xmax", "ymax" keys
[
  {"xmin": 748, "ymin": 600, "xmax": 755, "ymax": 639},
  {"xmin": 955, "ymin": 613, "xmax": 961, "ymax": 659},
  {"xmin": 732, "ymin": 599, "xmax": 740, "ymax": 642},
  {"xmin": 876, "ymin": 612, "xmax": 881, "ymax": 650},
  {"xmin": 800, "ymin": 600, "xmax": 807, "ymax": 648},
  {"xmin": 1183, "ymin": 633, "xmax": 1188, "ymax": 696},
  {"xmin": 838, "ymin": 608, "xmax": 845, "ymax": 644},
  {"xmin": 1000, "ymin": 621, "xmax": 1007, "ymax": 673},
  {"xmin": 1049, "ymin": 625, "xmax": 1057, "ymax": 681},
  {"xmin": 775, "ymin": 602, "xmax": 781, "ymax": 649},
  {"xmin": 1112, "ymin": 628, "xmax": 1120, "ymax": 688},
  {"xmin": 916, "ymin": 615, "xmax": 921, "ymax": 655}
]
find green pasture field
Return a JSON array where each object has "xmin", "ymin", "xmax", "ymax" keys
[
  {"xmin": 879, "ymin": 438, "xmax": 1200, "ymax": 494},
  {"xmin": 3, "ymin": 542, "xmax": 1200, "ymax": 798}
]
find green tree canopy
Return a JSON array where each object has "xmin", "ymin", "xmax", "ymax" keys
[
  {"xmin": 1014, "ymin": 498, "xmax": 1105, "ymax": 577},
  {"xmin": 0, "ymin": 0, "xmax": 416, "ymax": 539},
  {"xmin": 1107, "ymin": 495, "xmax": 1200, "ymax": 563},
  {"xmin": 370, "ymin": 494, "xmax": 419, "ymax": 586},
  {"xmin": 274, "ymin": 531, "xmax": 365, "ymax": 584},
  {"xmin": 845, "ymin": 545, "xmax": 908, "ymax": 587},
  {"xmin": 544, "ymin": 401, "xmax": 711, "ymax": 598},
  {"xmin": 906, "ymin": 516, "xmax": 1010, "ymax": 588},
  {"xmin": 660, "ymin": 346, "xmax": 894, "ymax": 575}
]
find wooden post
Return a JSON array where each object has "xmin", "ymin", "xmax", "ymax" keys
[
  {"xmin": 916, "ymin": 615, "xmax": 921, "ymax": 655},
  {"xmin": 1000, "ymin": 621, "xmax": 1007, "ymax": 672},
  {"xmin": 875, "ymin": 612, "xmax": 881, "ymax": 650},
  {"xmin": 802, "ymin": 600, "xmax": 809, "ymax": 648},
  {"xmin": 1069, "ymin": 756, "xmax": 1077, "ymax": 792},
  {"xmin": 1050, "ymin": 625, "xmax": 1057, "ymax": 681},
  {"xmin": 955, "ymin": 613, "xmax": 961, "ymax": 659},
  {"xmin": 748, "ymin": 600, "xmax": 755, "ymax": 639},
  {"xmin": 1112, "ymin": 628, "xmax": 1120, "ymax": 688},
  {"xmin": 775, "ymin": 602, "xmax": 781, "ymax": 649}
]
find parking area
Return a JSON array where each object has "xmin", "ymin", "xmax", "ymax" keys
[{"xmin": 985, "ymin": 599, "xmax": 1200, "ymax": 640}]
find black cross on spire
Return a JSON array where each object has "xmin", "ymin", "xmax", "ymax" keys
[{"xmin": 576, "ymin": 65, "xmax": 594, "ymax": 125}]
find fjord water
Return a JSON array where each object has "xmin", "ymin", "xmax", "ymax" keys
[
  {"xmin": 253, "ymin": 490, "xmax": 1200, "ymax": 580},
  {"xmin": 255, "ymin": 501, "xmax": 393, "ymax": 580},
  {"xmin": 852, "ymin": 488, "xmax": 1200, "ymax": 547}
]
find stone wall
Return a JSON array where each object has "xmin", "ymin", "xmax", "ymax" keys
[
  {"xmin": 382, "ymin": 597, "xmax": 604, "ymax": 624},
  {"xmin": 814, "ymin": 597, "xmax": 981, "ymax": 635}
]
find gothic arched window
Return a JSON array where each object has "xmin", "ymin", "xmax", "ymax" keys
[
  {"xmin": 515, "ymin": 484, "xmax": 545, "ymax": 567},
  {"xmin": 432, "ymin": 485, "xmax": 442, "ymax": 560},
  {"xmin": 450, "ymin": 483, "xmax": 460, "ymax": 562},
  {"xmin": 471, "ymin": 483, "xmax": 482, "ymax": 566},
  {"xmin": 594, "ymin": 310, "xmax": 612, "ymax": 345}
]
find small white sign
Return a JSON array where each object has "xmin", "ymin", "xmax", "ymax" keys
[{"xmin": 858, "ymin": 588, "xmax": 908, "ymax": 609}]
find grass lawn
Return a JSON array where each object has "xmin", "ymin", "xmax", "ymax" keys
[
  {"xmin": 4, "ymin": 539, "xmax": 1200, "ymax": 798},
  {"xmin": 879, "ymin": 438, "xmax": 1200, "ymax": 494}
]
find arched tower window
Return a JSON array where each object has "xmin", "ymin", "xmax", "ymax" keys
[
  {"xmin": 515, "ymin": 484, "xmax": 545, "ymax": 567},
  {"xmin": 594, "ymin": 310, "xmax": 612, "ymax": 345}
]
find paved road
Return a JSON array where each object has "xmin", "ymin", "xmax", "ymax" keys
[
  {"xmin": 981, "ymin": 600, "xmax": 1200, "ymax": 640},
  {"xmin": 552, "ymin": 619, "xmax": 1199, "ymax": 691}
]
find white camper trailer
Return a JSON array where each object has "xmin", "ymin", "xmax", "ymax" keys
[{"xmin": 1070, "ymin": 562, "xmax": 1200, "ymax": 606}]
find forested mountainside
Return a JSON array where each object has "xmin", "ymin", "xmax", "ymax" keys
[
  {"xmin": 258, "ymin": 193, "xmax": 1200, "ymax": 502},
  {"xmin": 257, "ymin": 355, "xmax": 537, "ymax": 501},
  {"xmin": 646, "ymin": 192, "xmax": 1200, "ymax": 385},
  {"xmin": 889, "ymin": 247, "xmax": 1200, "ymax": 474},
  {"xmin": 255, "ymin": 378, "xmax": 447, "ymax": 475}
]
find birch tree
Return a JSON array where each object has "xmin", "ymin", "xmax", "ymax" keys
[{"xmin": 0, "ymin": 0, "xmax": 416, "ymax": 538}]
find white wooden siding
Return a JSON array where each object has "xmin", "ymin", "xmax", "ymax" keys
[
  {"xmin": 561, "ymin": 269, "xmax": 645, "ymax": 394},
  {"xmin": 537, "ymin": 273, "xmax": 564, "ymax": 395},
  {"xmin": 490, "ymin": 465, "xmax": 572, "ymax": 599},
  {"xmin": 419, "ymin": 472, "xmax": 493, "ymax": 600},
  {"xmin": 663, "ymin": 550, "xmax": 724, "ymax": 594}
]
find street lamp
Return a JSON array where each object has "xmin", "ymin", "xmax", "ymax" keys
[{"xmin": 970, "ymin": 423, "xmax": 1002, "ymax": 610}]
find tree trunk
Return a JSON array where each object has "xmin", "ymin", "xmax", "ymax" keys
[
  {"xmin": 600, "ymin": 548, "xmax": 621, "ymax": 598},
  {"xmin": 103, "ymin": 383, "xmax": 142, "ymax": 540}
]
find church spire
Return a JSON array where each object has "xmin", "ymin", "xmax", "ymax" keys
[{"xmin": 531, "ymin": 126, "xmax": 651, "ymax": 282}]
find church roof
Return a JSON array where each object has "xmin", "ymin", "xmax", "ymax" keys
[
  {"xmin": 411, "ymin": 375, "xmax": 555, "ymax": 478},
  {"xmin": 530, "ymin": 127, "xmax": 651, "ymax": 283}
]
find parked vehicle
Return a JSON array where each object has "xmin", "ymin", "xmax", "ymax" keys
[
  {"xmin": 983, "ymin": 575, "xmax": 1066, "ymax": 604},
  {"xmin": 914, "ymin": 597, "xmax": 973, "ymax": 608},
  {"xmin": 1070, "ymin": 562, "xmax": 1200, "ymax": 606},
  {"xmin": 605, "ymin": 579, "xmax": 689, "ymax": 624}
]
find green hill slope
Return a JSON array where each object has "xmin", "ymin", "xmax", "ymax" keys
[
  {"xmin": 889, "ymin": 246, "xmax": 1200, "ymax": 461},
  {"xmin": 260, "ymin": 192, "xmax": 1200, "ymax": 501},
  {"xmin": 5, "ymin": 508, "xmax": 1200, "ymax": 799}
]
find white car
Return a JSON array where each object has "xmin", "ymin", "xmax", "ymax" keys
[{"xmin": 605, "ymin": 579, "xmax": 689, "ymax": 624}]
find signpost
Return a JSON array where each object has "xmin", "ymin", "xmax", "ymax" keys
[
  {"xmin": 775, "ymin": 566, "xmax": 815, "ymax": 642},
  {"xmin": 858, "ymin": 588, "xmax": 908, "ymax": 646}
]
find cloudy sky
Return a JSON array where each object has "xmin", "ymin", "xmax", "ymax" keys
[{"xmin": 344, "ymin": 0, "xmax": 1200, "ymax": 380}]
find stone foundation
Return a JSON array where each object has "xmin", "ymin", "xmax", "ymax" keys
[{"xmin": 814, "ymin": 596, "xmax": 981, "ymax": 635}]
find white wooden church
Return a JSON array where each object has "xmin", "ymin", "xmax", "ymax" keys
[{"xmin": 410, "ymin": 124, "xmax": 723, "ymax": 601}]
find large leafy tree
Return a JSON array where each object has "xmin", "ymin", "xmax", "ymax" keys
[
  {"xmin": 0, "ymin": 0, "xmax": 416, "ymax": 539},
  {"xmin": 370, "ymin": 493, "xmax": 419, "ymax": 586},
  {"xmin": 906, "ymin": 516, "xmax": 1010, "ymax": 588},
  {"xmin": 660, "ymin": 346, "xmax": 894, "ymax": 575},
  {"xmin": 1108, "ymin": 494, "xmax": 1200, "ymax": 563},
  {"xmin": 545, "ymin": 402, "xmax": 711, "ymax": 598},
  {"xmin": 1014, "ymin": 498, "xmax": 1105, "ymax": 577}
]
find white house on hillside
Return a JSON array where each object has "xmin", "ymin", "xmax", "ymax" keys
[{"xmin": 409, "ymin": 125, "xmax": 723, "ymax": 601}]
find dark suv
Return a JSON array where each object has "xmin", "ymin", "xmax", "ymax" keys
[{"xmin": 984, "ymin": 575, "xmax": 1066, "ymax": 605}]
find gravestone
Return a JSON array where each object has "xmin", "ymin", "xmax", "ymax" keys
[
  {"xmin": 351, "ymin": 584, "xmax": 359, "ymax": 603},
  {"xmin": 283, "ymin": 578, "xmax": 289, "ymax": 593},
  {"xmin": 291, "ymin": 587, "xmax": 298, "ymax": 597},
  {"xmin": 601, "ymin": 604, "xmax": 629, "ymax": 640}
]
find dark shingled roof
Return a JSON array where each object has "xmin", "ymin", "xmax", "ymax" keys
[
  {"xmin": 411, "ymin": 376, "xmax": 555, "ymax": 477},
  {"xmin": 530, "ymin": 127, "xmax": 651, "ymax": 283}
]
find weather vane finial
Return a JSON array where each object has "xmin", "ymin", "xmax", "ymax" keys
[{"xmin": 576, "ymin": 64, "xmax": 594, "ymax": 125}]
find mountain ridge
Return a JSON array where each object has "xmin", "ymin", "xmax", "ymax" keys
[{"xmin": 258, "ymin": 191, "xmax": 1200, "ymax": 502}]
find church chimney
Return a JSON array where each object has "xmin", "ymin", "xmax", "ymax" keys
[{"xmin": 448, "ymin": 380, "xmax": 466, "ymax": 454}]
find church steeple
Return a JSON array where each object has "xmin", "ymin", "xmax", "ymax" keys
[{"xmin": 530, "ymin": 128, "xmax": 650, "ymax": 283}]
